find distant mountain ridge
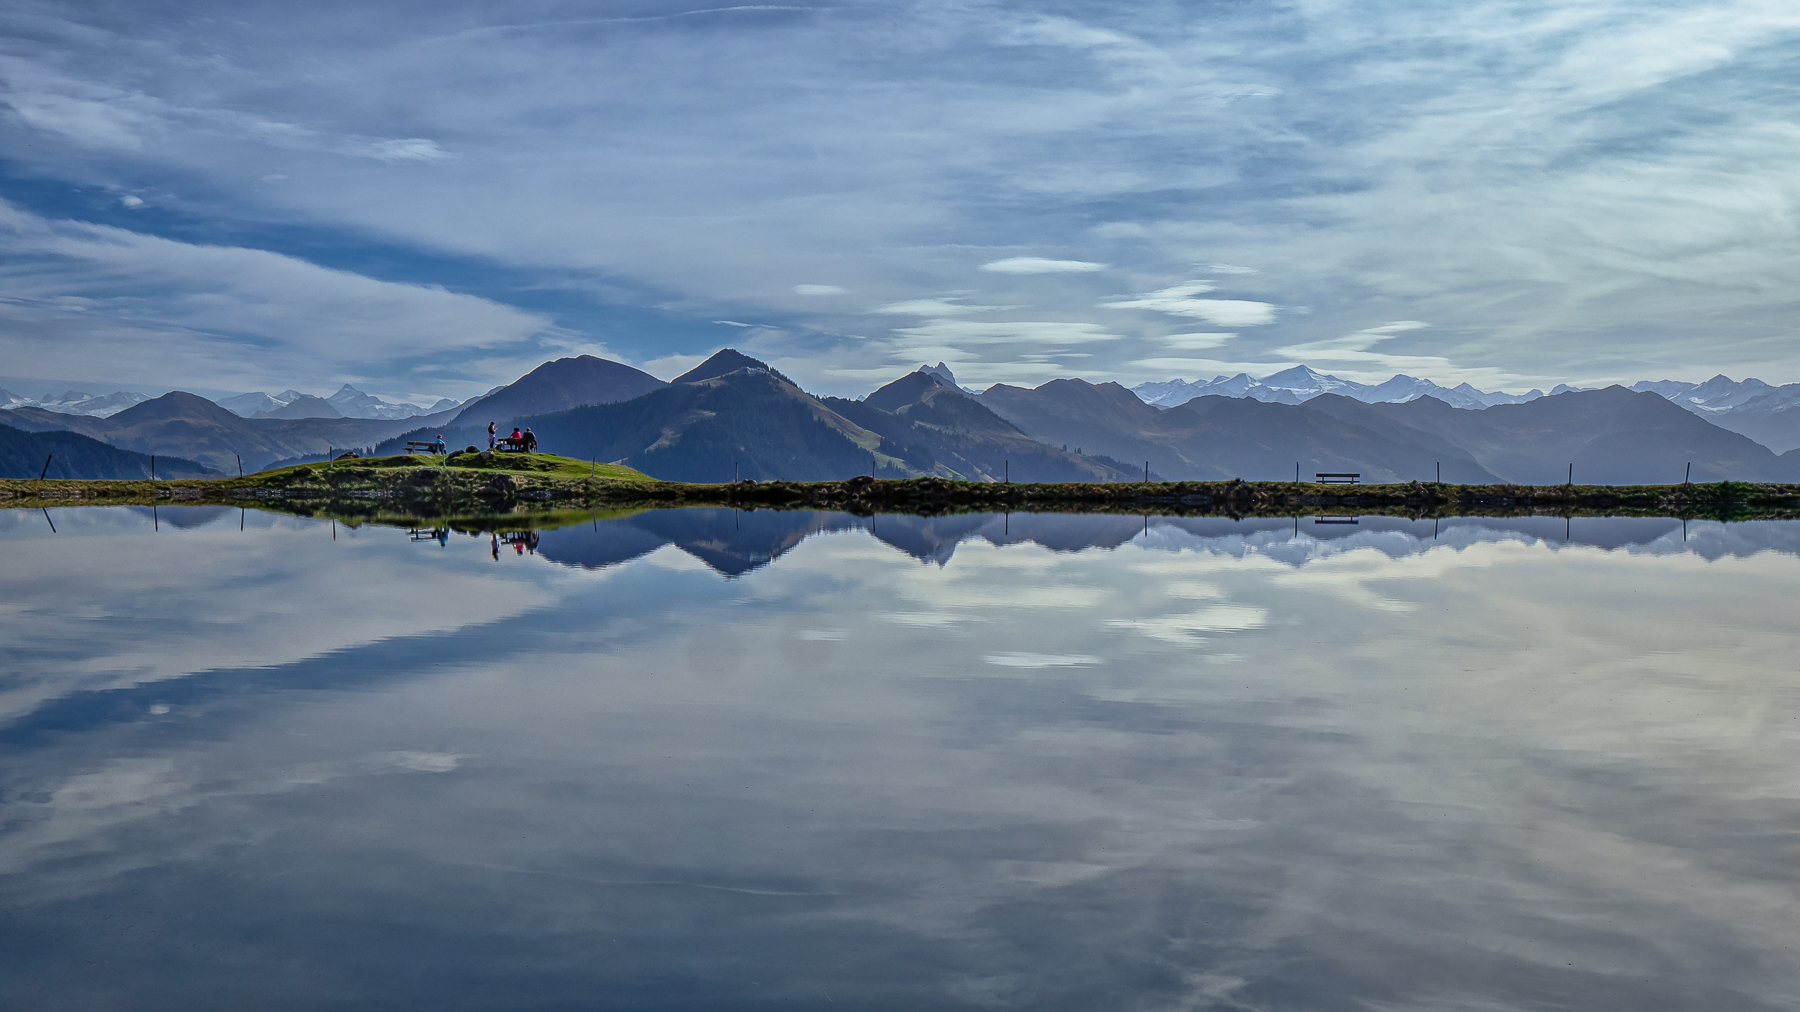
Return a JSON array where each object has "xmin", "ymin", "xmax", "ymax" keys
[
  {"xmin": 1132, "ymin": 365, "xmax": 1546, "ymax": 411},
  {"xmin": 0, "ymin": 389, "xmax": 152, "ymax": 418},
  {"xmin": 1130, "ymin": 365, "xmax": 1800, "ymax": 453},
  {"xmin": 217, "ymin": 384, "xmax": 460, "ymax": 420},
  {"xmin": 1, "ymin": 393, "xmax": 458, "ymax": 473}
]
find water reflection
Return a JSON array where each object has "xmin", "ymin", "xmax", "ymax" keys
[{"xmin": 3, "ymin": 506, "xmax": 1799, "ymax": 1010}]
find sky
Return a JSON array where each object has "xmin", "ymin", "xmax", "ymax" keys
[{"xmin": 2, "ymin": 0, "xmax": 1798, "ymax": 404}]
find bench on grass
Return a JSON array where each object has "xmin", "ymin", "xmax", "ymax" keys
[
  {"xmin": 1315, "ymin": 472, "xmax": 1360, "ymax": 485},
  {"xmin": 405, "ymin": 440, "xmax": 446, "ymax": 455}
]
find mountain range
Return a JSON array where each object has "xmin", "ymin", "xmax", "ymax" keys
[
  {"xmin": 11, "ymin": 352, "xmax": 1800, "ymax": 484},
  {"xmin": 215, "ymin": 385, "xmax": 461, "ymax": 420},
  {"xmin": 1133, "ymin": 365, "xmax": 1800, "ymax": 453},
  {"xmin": 0, "ymin": 389, "xmax": 153, "ymax": 418},
  {"xmin": 392, "ymin": 350, "xmax": 1133, "ymax": 483},
  {"xmin": 0, "ymin": 393, "xmax": 459, "ymax": 473}
]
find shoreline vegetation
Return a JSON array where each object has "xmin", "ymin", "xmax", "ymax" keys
[{"xmin": 5, "ymin": 452, "xmax": 1800, "ymax": 524}]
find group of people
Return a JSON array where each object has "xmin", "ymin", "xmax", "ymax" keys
[{"xmin": 486, "ymin": 421, "xmax": 537, "ymax": 453}]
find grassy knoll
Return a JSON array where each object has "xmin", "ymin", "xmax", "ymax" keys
[{"xmin": 4, "ymin": 456, "xmax": 1800, "ymax": 523}]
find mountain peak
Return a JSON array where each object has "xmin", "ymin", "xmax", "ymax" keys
[{"xmin": 673, "ymin": 349, "xmax": 787, "ymax": 385}]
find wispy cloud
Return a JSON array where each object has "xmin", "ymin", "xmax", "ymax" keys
[
  {"xmin": 980, "ymin": 257, "xmax": 1108, "ymax": 275},
  {"xmin": 1101, "ymin": 282, "xmax": 1276, "ymax": 327},
  {"xmin": 869, "ymin": 298, "xmax": 1016, "ymax": 316}
]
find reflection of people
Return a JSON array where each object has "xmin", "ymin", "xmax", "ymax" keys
[
  {"xmin": 490, "ymin": 532, "xmax": 498, "ymax": 561},
  {"xmin": 523, "ymin": 427, "xmax": 537, "ymax": 453},
  {"xmin": 487, "ymin": 421, "xmax": 497, "ymax": 449}
]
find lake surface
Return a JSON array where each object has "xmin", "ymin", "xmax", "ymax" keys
[{"xmin": 4, "ymin": 506, "xmax": 1800, "ymax": 1010}]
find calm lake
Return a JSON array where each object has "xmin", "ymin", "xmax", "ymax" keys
[{"xmin": 4, "ymin": 506, "xmax": 1799, "ymax": 1010}]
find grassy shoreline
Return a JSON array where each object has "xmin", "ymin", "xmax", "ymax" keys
[{"xmin": 4, "ymin": 453, "xmax": 1799, "ymax": 522}]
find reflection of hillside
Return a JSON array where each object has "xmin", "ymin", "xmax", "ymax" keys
[
  {"xmin": 533, "ymin": 508, "xmax": 866, "ymax": 576},
  {"xmin": 125, "ymin": 506, "xmax": 235, "ymax": 530}
]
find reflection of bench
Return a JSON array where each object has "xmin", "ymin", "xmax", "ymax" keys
[
  {"xmin": 1315, "ymin": 472, "xmax": 1360, "ymax": 484},
  {"xmin": 405, "ymin": 441, "xmax": 445, "ymax": 454},
  {"xmin": 1313, "ymin": 516, "xmax": 1360, "ymax": 525}
]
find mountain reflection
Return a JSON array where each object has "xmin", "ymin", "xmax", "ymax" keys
[{"xmin": 517, "ymin": 508, "xmax": 1800, "ymax": 576}]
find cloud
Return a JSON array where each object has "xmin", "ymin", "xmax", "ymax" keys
[
  {"xmin": 982, "ymin": 652, "xmax": 1100, "ymax": 668},
  {"xmin": 1276, "ymin": 321, "xmax": 1430, "ymax": 359},
  {"xmin": 793, "ymin": 284, "xmax": 847, "ymax": 296},
  {"xmin": 980, "ymin": 257, "xmax": 1108, "ymax": 275},
  {"xmin": 119, "ymin": 195, "xmax": 144, "ymax": 209},
  {"xmin": 1101, "ymin": 282, "xmax": 1277, "ymax": 327},
  {"xmin": 0, "ymin": 199, "xmax": 557, "ymax": 394},
  {"xmin": 9, "ymin": 1, "xmax": 1800, "ymax": 390},
  {"xmin": 892, "ymin": 318, "xmax": 1123, "ymax": 348},
  {"xmin": 1157, "ymin": 332, "xmax": 1235, "ymax": 351},
  {"xmin": 869, "ymin": 298, "xmax": 1016, "ymax": 316}
]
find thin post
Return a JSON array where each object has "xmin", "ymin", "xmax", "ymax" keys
[
  {"xmin": 1004, "ymin": 460, "xmax": 1008, "ymax": 483},
  {"xmin": 150, "ymin": 455, "xmax": 155, "ymax": 480},
  {"xmin": 1296, "ymin": 461, "xmax": 1299, "ymax": 483},
  {"xmin": 1685, "ymin": 462, "xmax": 1690, "ymax": 484},
  {"xmin": 41, "ymin": 507, "xmax": 55, "ymax": 533},
  {"xmin": 1144, "ymin": 461, "xmax": 1149, "ymax": 482},
  {"xmin": 1568, "ymin": 462, "xmax": 1573, "ymax": 485},
  {"xmin": 237, "ymin": 454, "xmax": 242, "ymax": 477},
  {"xmin": 40, "ymin": 454, "xmax": 51, "ymax": 480},
  {"xmin": 1436, "ymin": 461, "xmax": 1440, "ymax": 484}
]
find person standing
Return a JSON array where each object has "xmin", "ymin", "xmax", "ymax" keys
[{"xmin": 487, "ymin": 421, "xmax": 497, "ymax": 449}]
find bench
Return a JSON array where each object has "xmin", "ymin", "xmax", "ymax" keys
[
  {"xmin": 405, "ymin": 441, "xmax": 446, "ymax": 455},
  {"xmin": 1315, "ymin": 472, "xmax": 1360, "ymax": 485},
  {"xmin": 495, "ymin": 436, "xmax": 529, "ymax": 452}
]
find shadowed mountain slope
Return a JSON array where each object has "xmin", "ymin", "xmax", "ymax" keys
[
  {"xmin": 980, "ymin": 378, "xmax": 1498, "ymax": 482},
  {"xmin": 452, "ymin": 355, "xmax": 667, "ymax": 427},
  {"xmin": 827, "ymin": 371, "xmax": 1134, "ymax": 483},
  {"xmin": 478, "ymin": 365, "xmax": 879, "ymax": 482},
  {"xmin": 1344, "ymin": 387, "xmax": 1800, "ymax": 484},
  {"xmin": 0, "ymin": 424, "xmax": 215, "ymax": 479}
]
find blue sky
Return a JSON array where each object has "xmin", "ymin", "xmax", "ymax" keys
[{"xmin": 2, "ymin": 0, "xmax": 1798, "ymax": 403}]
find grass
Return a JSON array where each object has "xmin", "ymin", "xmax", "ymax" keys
[{"xmin": 252, "ymin": 451, "xmax": 649, "ymax": 481}]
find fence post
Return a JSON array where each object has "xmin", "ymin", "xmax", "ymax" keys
[{"xmin": 40, "ymin": 454, "xmax": 51, "ymax": 480}]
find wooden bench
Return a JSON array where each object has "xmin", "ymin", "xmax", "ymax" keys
[
  {"xmin": 405, "ymin": 440, "xmax": 446, "ymax": 455},
  {"xmin": 1315, "ymin": 472, "xmax": 1360, "ymax": 484},
  {"xmin": 495, "ymin": 436, "xmax": 528, "ymax": 452}
]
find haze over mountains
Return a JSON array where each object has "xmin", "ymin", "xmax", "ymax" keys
[{"xmin": 10, "ymin": 353, "xmax": 1800, "ymax": 484}]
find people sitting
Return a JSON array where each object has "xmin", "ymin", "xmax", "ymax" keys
[
  {"xmin": 433, "ymin": 434, "xmax": 446, "ymax": 454},
  {"xmin": 523, "ymin": 427, "xmax": 537, "ymax": 453}
]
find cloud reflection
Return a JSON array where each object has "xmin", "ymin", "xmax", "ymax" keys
[{"xmin": 3, "ymin": 506, "xmax": 1800, "ymax": 1009}]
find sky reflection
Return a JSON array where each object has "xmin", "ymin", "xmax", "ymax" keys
[{"xmin": 2, "ymin": 507, "xmax": 1798, "ymax": 1010}]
